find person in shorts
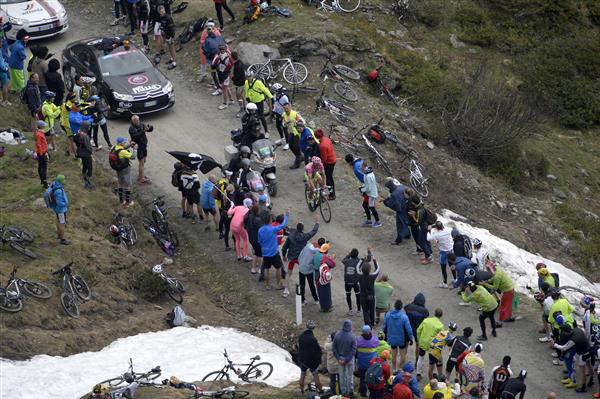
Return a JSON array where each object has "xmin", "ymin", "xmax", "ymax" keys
[
  {"xmin": 258, "ymin": 210, "xmax": 289, "ymax": 289},
  {"xmin": 212, "ymin": 44, "xmax": 234, "ymax": 110},
  {"xmin": 128, "ymin": 115, "xmax": 152, "ymax": 184},
  {"xmin": 47, "ymin": 174, "xmax": 71, "ymax": 245},
  {"xmin": 181, "ymin": 166, "xmax": 203, "ymax": 221},
  {"xmin": 200, "ymin": 175, "xmax": 221, "ymax": 232},
  {"xmin": 0, "ymin": 33, "xmax": 10, "ymax": 106},
  {"xmin": 157, "ymin": 5, "xmax": 177, "ymax": 69},
  {"xmin": 231, "ymin": 51, "xmax": 246, "ymax": 117}
]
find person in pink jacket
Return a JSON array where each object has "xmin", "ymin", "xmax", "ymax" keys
[
  {"xmin": 198, "ymin": 21, "xmax": 221, "ymax": 83},
  {"xmin": 228, "ymin": 197, "xmax": 253, "ymax": 261}
]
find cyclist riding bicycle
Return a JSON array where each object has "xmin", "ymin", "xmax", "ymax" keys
[{"xmin": 304, "ymin": 156, "xmax": 326, "ymax": 202}]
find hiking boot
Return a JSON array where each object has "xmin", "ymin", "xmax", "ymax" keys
[
  {"xmin": 477, "ymin": 335, "xmax": 487, "ymax": 341},
  {"xmin": 565, "ymin": 382, "xmax": 577, "ymax": 389}
]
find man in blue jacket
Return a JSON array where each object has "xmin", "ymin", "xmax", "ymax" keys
[
  {"xmin": 46, "ymin": 174, "xmax": 70, "ymax": 245},
  {"xmin": 258, "ymin": 209, "xmax": 289, "ymax": 290},
  {"xmin": 383, "ymin": 299, "xmax": 414, "ymax": 372},
  {"xmin": 383, "ymin": 179, "xmax": 410, "ymax": 245},
  {"xmin": 448, "ymin": 253, "xmax": 478, "ymax": 289},
  {"xmin": 8, "ymin": 29, "xmax": 28, "ymax": 93},
  {"xmin": 393, "ymin": 362, "xmax": 421, "ymax": 398},
  {"xmin": 344, "ymin": 154, "xmax": 365, "ymax": 183},
  {"xmin": 69, "ymin": 102, "xmax": 93, "ymax": 138},
  {"xmin": 281, "ymin": 216, "xmax": 319, "ymax": 297},
  {"xmin": 332, "ymin": 319, "xmax": 357, "ymax": 397}
]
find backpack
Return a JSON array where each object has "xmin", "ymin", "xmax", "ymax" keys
[
  {"xmin": 171, "ymin": 169, "xmax": 182, "ymax": 188},
  {"xmin": 551, "ymin": 272, "xmax": 560, "ymax": 287},
  {"xmin": 424, "ymin": 207, "xmax": 437, "ymax": 224},
  {"xmin": 364, "ymin": 360, "xmax": 384, "ymax": 386},
  {"xmin": 44, "ymin": 186, "xmax": 58, "ymax": 208},
  {"xmin": 462, "ymin": 236, "xmax": 473, "ymax": 259},
  {"xmin": 193, "ymin": 17, "xmax": 207, "ymax": 34},
  {"xmin": 108, "ymin": 147, "xmax": 129, "ymax": 171},
  {"xmin": 166, "ymin": 305, "xmax": 186, "ymax": 327},
  {"xmin": 369, "ymin": 126, "xmax": 386, "ymax": 144}
]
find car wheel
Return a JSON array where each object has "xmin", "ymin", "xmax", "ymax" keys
[{"xmin": 63, "ymin": 67, "xmax": 74, "ymax": 91}]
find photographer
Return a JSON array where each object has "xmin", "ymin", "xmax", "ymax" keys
[{"xmin": 128, "ymin": 114, "xmax": 153, "ymax": 184}]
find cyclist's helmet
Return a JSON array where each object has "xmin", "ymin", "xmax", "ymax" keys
[
  {"xmin": 272, "ymin": 83, "xmax": 283, "ymax": 91},
  {"xmin": 295, "ymin": 119, "xmax": 305, "ymax": 128},
  {"xmin": 367, "ymin": 69, "xmax": 379, "ymax": 82},
  {"xmin": 246, "ymin": 70, "xmax": 256, "ymax": 78},
  {"xmin": 246, "ymin": 102, "xmax": 257, "ymax": 113},
  {"xmin": 582, "ymin": 296, "xmax": 595, "ymax": 307},
  {"xmin": 448, "ymin": 322, "xmax": 458, "ymax": 331},
  {"xmin": 311, "ymin": 156, "xmax": 322, "ymax": 165},
  {"xmin": 555, "ymin": 314, "xmax": 565, "ymax": 326},
  {"xmin": 89, "ymin": 95, "xmax": 100, "ymax": 102},
  {"xmin": 260, "ymin": 1, "xmax": 269, "ymax": 10},
  {"xmin": 109, "ymin": 225, "xmax": 120, "ymax": 237},
  {"xmin": 123, "ymin": 372, "xmax": 134, "ymax": 384},
  {"xmin": 240, "ymin": 146, "xmax": 251, "ymax": 156},
  {"xmin": 465, "ymin": 268, "xmax": 476, "ymax": 279},
  {"xmin": 152, "ymin": 264, "xmax": 163, "ymax": 274},
  {"xmin": 241, "ymin": 158, "xmax": 251, "ymax": 169},
  {"xmin": 473, "ymin": 238, "xmax": 482, "ymax": 247}
]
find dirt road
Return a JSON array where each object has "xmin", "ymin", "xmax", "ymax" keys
[{"xmin": 44, "ymin": 7, "xmax": 563, "ymax": 398}]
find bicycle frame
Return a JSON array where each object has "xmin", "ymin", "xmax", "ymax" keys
[
  {"xmin": 2, "ymin": 269, "xmax": 21, "ymax": 301},
  {"xmin": 221, "ymin": 350, "xmax": 258, "ymax": 378},
  {"xmin": 319, "ymin": 0, "xmax": 341, "ymax": 12}
]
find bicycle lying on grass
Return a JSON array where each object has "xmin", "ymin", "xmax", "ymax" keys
[
  {"xmin": 248, "ymin": 51, "xmax": 308, "ymax": 84},
  {"xmin": 109, "ymin": 212, "xmax": 138, "ymax": 249},
  {"xmin": 315, "ymin": 89, "xmax": 357, "ymax": 128},
  {"xmin": 51, "ymin": 262, "xmax": 91, "ymax": 318},
  {"xmin": 187, "ymin": 386, "xmax": 250, "ymax": 399},
  {"xmin": 0, "ymin": 225, "xmax": 36, "ymax": 259},
  {"xmin": 152, "ymin": 257, "xmax": 185, "ymax": 303},
  {"xmin": 150, "ymin": 196, "xmax": 179, "ymax": 247},
  {"xmin": 99, "ymin": 358, "xmax": 162, "ymax": 388},
  {"xmin": 202, "ymin": 349, "xmax": 273, "ymax": 382},
  {"xmin": 319, "ymin": 0, "xmax": 361, "ymax": 13},
  {"xmin": 0, "ymin": 266, "xmax": 52, "ymax": 313},
  {"xmin": 144, "ymin": 218, "xmax": 178, "ymax": 256},
  {"xmin": 319, "ymin": 55, "xmax": 360, "ymax": 102}
]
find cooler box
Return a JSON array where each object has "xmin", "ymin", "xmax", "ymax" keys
[{"xmin": 224, "ymin": 145, "xmax": 239, "ymax": 164}]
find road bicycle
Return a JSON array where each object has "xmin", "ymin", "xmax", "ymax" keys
[
  {"xmin": 152, "ymin": 258, "xmax": 185, "ymax": 303},
  {"xmin": 361, "ymin": 133, "xmax": 395, "ymax": 178},
  {"xmin": 315, "ymin": 89, "xmax": 357, "ymax": 128},
  {"xmin": 304, "ymin": 182, "xmax": 332, "ymax": 223},
  {"xmin": 143, "ymin": 218, "xmax": 177, "ymax": 256},
  {"xmin": 409, "ymin": 159, "xmax": 429, "ymax": 197},
  {"xmin": 319, "ymin": 0, "xmax": 361, "ymax": 13},
  {"xmin": 319, "ymin": 56, "xmax": 360, "ymax": 102},
  {"xmin": 369, "ymin": 66, "xmax": 400, "ymax": 105},
  {"xmin": 247, "ymin": 52, "xmax": 308, "ymax": 84},
  {"xmin": 51, "ymin": 262, "xmax": 91, "ymax": 318},
  {"xmin": 328, "ymin": 124, "xmax": 365, "ymax": 156},
  {"xmin": 0, "ymin": 266, "xmax": 52, "ymax": 313},
  {"xmin": 109, "ymin": 213, "xmax": 138, "ymax": 249},
  {"xmin": 99, "ymin": 358, "xmax": 162, "ymax": 388},
  {"xmin": 150, "ymin": 196, "xmax": 179, "ymax": 247},
  {"xmin": 0, "ymin": 225, "xmax": 36, "ymax": 259},
  {"xmin": 187, "ymin": 386, "xmax": 249, "ymax": 399},
  {"xmin": 202, "ymin": 349, "xmax": 273, "ymax": 382}
]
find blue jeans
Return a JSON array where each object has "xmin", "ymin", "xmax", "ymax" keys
[
  {"xmin": 339, "ymin": 361, "xmax": 354, "ymax": 395},
  {"xmin": 565, "ymin": 348, "xmax": 576, "ymax": 381},
  {"xmin": 395, "ymin": 214, "xmax": 410, "ymax": 243},
  {"xmin": 330, "ymin": 373, "xmax": 338, "ymax": 394}
]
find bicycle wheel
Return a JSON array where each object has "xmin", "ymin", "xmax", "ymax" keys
[
  {"xmin": 328, "ymin": 100, "xmax": 356, "ymax": 115},
  {"xmin": 167, "ymin": 228, "xmax": 179, "ymax": 247},
  {"xmin": 72, "ymin": 275, "xmax": 91, "ymax": 301},
  {"xmin": 334, "ymin": 64, "xmax": 360, "ymax": 80},
  {"xmin": 332, "ymin": 111, "xmax": 357, "ymax": 129},
  {"xmin": 319, "ymin": 196, "xmax": 332, "ymax": 223},
  {"xmin": 244, "ymin": 362, "xmax": 273, "ymax": 381},
  {"xmin": 247, "ymin": 63, "xmax": 272, "ymax": 83},
  {"xmin": 296, "ymin": 86, "xmax": 319, "ymax": 93},
  {"xmin": 136, "ymin": 370, "xmax": 162, "ymax": 382},
  {"xmin": 410, "ymin": 175, "xmax": 429, "ymax": 197},
  {"xmin": 334, "ymin": 82, "xmax": 358, "ymax": 102},
  {"xmin": 202, "ymin": 370, "xmax": 230, "ymax": 382},
  {"xmin": 21, "ymin": 280, "xmax": 52, "ymax": 299},
  {"xmin": 0, "ymin": 292, "xmax": 23, "ymax": 312},
  {"xmin": 282, "ymin": 62, "xmax": 308, "ymax": 85},
  {"xmin": 337, "ymin": 0, "xmax": 361, "ymax": 12},
  {"xmin": 6, "ymin": 226, "xmax": 34, "ymax": 242},
  {"xmin": 60, "ymin": 292, "xmax": 80, "ymax": 318},
  {"xmin": 222, "ymin": 391, "xmax": 250, "ymax": 398},
  {"xmin": 166, "ymin": 282, "xmax": 183, "ymax": 303},
  {"xmin": 304, "ymin": 185, "xmax": 316, "ymax": 212},
  {"xmin": 9, "ymin": 241, "xmax": 37, "ymax": 259},
  {"xmin": 167, "ymin": 274, "xmax": 186, "ymax": 293},
  {"xmin": 99, "ymin": 376, "xmax": 125, "ymax": 388},
  {"xmin": 379, "ymin": 80, "xmax": 399, "ymax": 105}
]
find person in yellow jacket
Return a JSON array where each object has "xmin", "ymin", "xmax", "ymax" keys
[
  {"xmin": 482, "ymin": 266, "xmax": 517, "ymax": 322},
  {"xmin": 41, "ymin": 91, "xmax": 61, "ymax": 152},
  {"xmin": 282, "ymin": 102, "xmax": 305, "ymax": 168},
  {"xmin": 60, "ymin": 92, "xmax": 76, "ymax": 156},
  {"xmin": 537, "ymin": 267, "xmax": 556, "ymax": 287},
  {"xmin": 462, "ymin": 282, "xmax": 498, "ymax": 341},
  {"xmin": 416, "ymin": 308, "xmax": 444, "ymax": 378},
  {"xmin": 422, "ymin": 378, "xmax": 454, "ymax": 399},
  {"xmin": 548, "ymin": 290, "xmax": 574, "ymax": 330},
  {"xmin": 375, "ymin": 330, "xmax": 392, "ymax": 357},
  {"xmin": 244, "ymin": 72, "xmax": 272, "ymax": 134}
]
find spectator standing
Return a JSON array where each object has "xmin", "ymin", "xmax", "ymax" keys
[
  {"xmin": 446, "ymin": 326, "xmax": 472, "ymax": 380},
  {"xmin": 74, "ymin": 121, "xmax": 95, "ymax": 190},
  {"xmin": 244, "ymin": 205, "xmax": 264, "ymax": 274},
  {"xmin": 215, "ymin": 180, "xmax": 234, "ymax": 250},
  {"xmin": 44, "ymin": 59, "xmax": 65, "ymax": 106},
  {"xmin": 128, "ymin": 115, "xmax": 152, "ymax": 184},
  {"xmin": 360, "ymin": 165, "xmax": 381, "ymax": 227},
  {"xmin": 171, "ymin": 162, "xmax": 187, "ymax": 217},
  {"xmin": 200, "ymin": 175, "xmax": 221, "ymax": 231},
  {"xmin": 87, "ymin": 95, "xmax": 112, "ymax": 150},
  {"xmin": 488, "ymin": 355, "xmax": 512, "ymax": 399},
  {"xmin": 23, "ymin": 73, "xmax": 41, "ymax": 132},
  {"xmin": 213, "ymin": 0, "xmax": 235, "ymax": 31},
  {"xmin": 45, "ymin": 174, "xmax": 70, "ymax": 245},
  {"xmin": 244, "ymin": 72, "xmax": 272, "ymax": 133},
  {"xmin": 374, "ymin": 274, "xmax": 393, "ymax": 325},
  {"xmin": 112, "ymin": 137, "xmax": 136, "ymax": 206},
  {"xmin": 180, "ymin": 164, "xmax": 203, "ymax": 221},
  {"xmin": 227, "ymin": 198, "xmax": 253, "ymax": 261},
  {"xmin": 271, "ymin": 84, "xmax": 289, "ymax": 147},
  {"xmin": 499, "ymin": 369, "xmax": 527, "ymax": 399},
  {"xmin": 416, "ymin": 308, "xmax": 444, "ymax": 379},
  {"xmin": 198, "ymin": 21, "xmax": 221, "ymax": 83},
  {"xmin": 258, "ymin": 210, "xmax": 289, "ymax": 290},
  {"xmin": 212, "ymin": 45, "xmax": 234, "ymax": 109},
  {"xmin": 332, "ymin": 320, "xmax": 357, "ymax": 397},
  {"xmin": 111, "ymin": 0, "xmax": 128, "ymax": 25},
  {"xmin": 383, "ymin": 179, "xmax": 410, "ymax": 245},
  {"xmin": 126, "ymin": 0, "xmax": 138, "ymax": 35},
  {"xmin": 137, "ymin": 0, "xmax": 151, "ymax": 52},
  {"xmin": 405, "ymin": 293, "xmax": 429, "ymax": 373},
  {"xmin": 0, "ymin": 35, "xmax": 10, "ymax": 106},
  {"xmin": 325, "ymin": 332, "xmax": 341, "ymax": 395},
  {"xmin": 202, "ymin": 26, "xmax": 226, "ymax": 93},
  {"xmin": 41, "ymin": 91, "xmax": 60, "ymax": 151},
  {"xmin": 451, "ymin": 227, "xmax": 472, "ymax": 259},
  {"xmin": 382, "ymin": 299, "xmax": 414, "ymax": 372},
  {"xmin": 368, "ymin": 350, "xmax": 392, "ymax": 399},
  {"xmin": 8, "ymin": 29, "xmax": 28, "ymax": 94},
  {"xmin": 30, "ymin": 46, "xmax": 49, "ymax": 95},
  {"xmin": 34, "ymin": 120, "xmax": 49, "ymax": 188},
  {"xmin": 342, "ymin": 247, "xmax": 371, "ymax": 316},
  {"xmin": 315, "ymin": 128, "xmax": 336, "ymax": 199},
  {"xmin": 231, "ymin": 51, "xmax": 246, "ymax": 117},
  {"xmin": 357, "ymin": 325, "xmax": 380, "ymax": 397},
  {"xmin": 68, "ymin": 102, "xmax": 93, "ymax": 156},
  {"xmin": 359, "ymin": 252, "xmax": 381, "ymax": 327},
  {"xmin": 281, "ymin": 218, "xmax": 319, "ymax": 297},
  {"xmin": 157, "ymin": 6, "xmax": 177, "ymax": 69},
  {"xmin": 427, "ymin": 221, "xmax": 455, "ymax": 288},
  {"xmin": 408, "ymin": 203, "xmax": 432, "ymax": 264},
  {"xmin": 283, "ymin": 102, "xmax": 304, "ymax": 168},
  {"xmin": 298, "ymin": 239, "xmax": 323, "ymax": 304},
  {"xmin": 298, "ymin": 320, "xmax": 323, "ymax": 394},
  {"xmin": 315, "ymin": 243, "xmax": 336, "ymax": 312}
]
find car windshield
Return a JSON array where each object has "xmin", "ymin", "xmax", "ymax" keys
[
  {"xmin": 98, "ymin": 49, "xmax": 153, "ymax": 77},
  {"xmin": 0, "ymin": 0, "xmax": 28, "ymax": 3}
]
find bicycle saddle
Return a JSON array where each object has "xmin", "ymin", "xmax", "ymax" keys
[
  {"xmin": 251, "ymin": 355, "xmax": 261, "ymax": 360},
  {"xmin": 262, "ymin": 51, "xmax": 273, "ymax": 59},
  {"xmin": 152, "ymin": 366, "xmax": 161, "ymax": 372}
]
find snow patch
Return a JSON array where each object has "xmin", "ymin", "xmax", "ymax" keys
[
  {"xmin": 439, "ymin": 209, "xmax": 600, "ymax": 305},
  {"xmin": 1, "ymin": 326, "xmax": 300, "ymax": 399}
]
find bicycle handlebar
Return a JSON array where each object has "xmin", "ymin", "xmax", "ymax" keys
[{"xmin": 51, "ymin": 262, "xmax": 74, "ymax": 275}]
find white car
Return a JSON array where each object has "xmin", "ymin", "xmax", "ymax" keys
[{"xmin": 0, "ymin": 0, "xmax": 68, "ymax": 41}]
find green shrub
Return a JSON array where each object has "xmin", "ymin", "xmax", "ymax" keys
[
  {"xmin": 555, "ymin": 203, "xmax": 600, "ymax": 270},
  {"xmin": 454, "ymin": 2, "xmax": 497, "ymax": 46},
  {"xmin": 584, "ymin": 0, "xmax": 600, "ymax": 26},
  {"xmin": 522, "ymin": 149, "xmax": 550, "ymax": 178},
  {"xmin": 520, "ymin": 32, "xmax": 600, "ymax": 128},
  {"xmin": 128, "ymin": 268, "xmax": 165, "ymax": 301},
  {"xmin": 410, "ymin": 0, "xmax": 450, "ymax": 27}
]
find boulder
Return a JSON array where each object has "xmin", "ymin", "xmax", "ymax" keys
[
  {"xmin": 546, "ymin": 174, "xmax": 557, "ymax": 181},
  {"xmin": 553, "ymin": 188, "xmax": 567, "ymax": 200},
  {"xmin": 235, "ymin": 42, "xmax": 280, "ymax": 66},
  {"xmin": 449, "ymin": 34, "xmax": 466, "ymax": 48},
  {"xmin": 33, "ymin": 197, "xmax": 46, "ymax": 209}
]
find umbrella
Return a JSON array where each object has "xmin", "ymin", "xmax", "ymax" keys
[{"xmin": 167, "ymin": 151, "xmax": 222, "ymax": 174}]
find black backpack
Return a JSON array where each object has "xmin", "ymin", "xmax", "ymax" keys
[
  {"xmin": 463, "ymin": 236, "xmax": 473, "ymax": 259},
  {"xmin": 551, "ymin": 272, "xmax": 560, "ymax": 287},
  {"xmin": 424, "ymin": 207, "xmax": 438, "ymax": 224}
]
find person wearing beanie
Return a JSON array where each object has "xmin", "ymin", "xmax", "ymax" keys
[
  {"xmin": 357, "ymin": 324, "xmax": 380, "ymax": 396},
  {"xmin": 41, "ymin": 90, "xmax": 61, "ymax": 151},
  {"xmin": 383, "ymin": 178, "xmax": 410, "ymax": 245},
  {"xmin": 8, "ymin": 29, "xmax": 28, "ymax": 93},
  {"xmin": 298, "ymin": 320, "xmax": 323, "ymax": 394},
  {"xmin": 23, "ymin": 72, "xmax": 41, "ymax": 131},
  {"xmin": 227, "ymin": 198, "xmax": 252, "ymax": 261},
  {"xmin": 46, "ymin": 174, "xmax": 70, "ymax": 245},
  {"xmin": 332, "ymin": 320, "xmax": 357, "ymax": 397},
  {"xmin": 34, "ymin": 120, "xmax": 49, "ymax": 188},
  {"xmin": 488, "ymin": 355, "xmax": 512, "ymax": 399},
  {"xmin": 315, "ymin": 128, "xmax": 337, "ymax": 200},
  {"xmin": 112, "ymin": 136, "xmax": 136, "ymax": 205}
]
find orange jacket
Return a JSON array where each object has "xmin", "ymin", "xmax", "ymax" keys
[
  {"xmin": 35, "ymin": 129, "xmax": 48, "ymax": 155},
  {"xmin": 318, "ymin": 136, "xmax": 336, "ymax": 164}
]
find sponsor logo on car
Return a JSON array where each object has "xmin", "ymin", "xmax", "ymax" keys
[
  {"xmin": 132, "ymin": 84, "xmax": 161, "ymax": 94},
  {"xmin": 128, "ymin": 75, "xmax": 149, "ymax": 86}
]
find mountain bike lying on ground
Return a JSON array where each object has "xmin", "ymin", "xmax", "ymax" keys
[
  {"xmin": 367, "ymin": 66, "xmax": 400, "ymax": 105},
  {"xmin": 0, "ymin": 225, "xmax": 36, "ymax": 259},
  {"xmin": 319, "ymin": 55, "xmax": 360, "ymax": 102},
  {"xmin": 152, "ymin": 257, "xmax": 185, "ymax": 303},
  {"xmin": 408, "ymin": 158, "xmax": 429, "ymax": 197},
  {"xmin": 51, "ymin": 262, "xmax": 91, "ymax": 318},
  {"xmin": 99, "ymin": 358, "xmax": 162, "ymax": 388},
  {"xmin": 202, "ymin": 348, "xmax": 273, "ymax": 382},
  {"xmin": 319, "ymin": 0, "xmax": 361, "ymax": 13},
  {"xmin": 149, "ymin": 196, "xmax": 179, "ymax": 247},
  {"xmin": 315, "ymin": 89, "xmax": 357, "ymax": 128},
  {"xmin": 144, "ymin": 218, "xmax": 177, "ymax": 256},
  {"xmin": 247, "ymin": 51, "xmax": 308, "ymax": 84},
  {"xmin": 109, "ymin": 213, "xmax": 138, "ymax": 249},
  {"xmin": 188, "ymin": 386, "xmax": 250, "ymax": 399},
  {"xmin": 0, "ymin": 266, "xmax": 52, "ymax": 313}
]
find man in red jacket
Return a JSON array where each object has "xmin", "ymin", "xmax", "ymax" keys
[
  {"xmin": 368, "ymin": 349, "xmax": 391, "ymax": 398},
  {"xmin": 35, "ymin": 120, "xmax": 49, "ymax": 188},
  {"xmin": 392, "ymin": 372, "xmax": 414, "ymax": 399},
  {"xmin": 315, "ymin": 129, "xmax": 336, "ymax": 200}
]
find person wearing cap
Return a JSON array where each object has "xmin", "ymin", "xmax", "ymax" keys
[
  {"xmin": 128, "ymin": 115, "xmax": 152, "ymax": 184},
  {"xmin": 488, "ymin": 355, "xmax": 512, "ymax": 399},
  {"xmin": 68, "ymin": 102, "xmax": 94, "ymax": 144},
  {"xmin": 299, "ymin": 122, "xmax": 319, "ymax": 163},
  {"xmin": 383, "ymin": 178, "xmax": 410, "ymax": 245},
  {"xmin": 198, "ymin": 21, "xmax": 221, "ymax": 83},
  {"xmin": 535, "ymin": 282, "xmax": 554, "ymax": 343},
  {"xmin": 113, "ymin": 136, "xmax": 137, "ymax": 206},
  {"xmin": 88, "ymin": 95, "xmax": 112, "ymax": 150},
  {"xmin": 217, "ymin": 182, "xmax": 235, "ymax": 251},
  {"xmin": 75, "ymin": 121, "xmax": 95, "ymax": 190},
  {"xmin": 8, "ymin": 29, "xmax": 28, "ymax": 93},
  {"xmin": 23, "ymin": 72, "xmax": 41, "ymax": 131},
  {"xmin": 298, "ymin": 320, "xmax": 323, "ymax": 394},
  {"xmin": 357, "ymin": 324, "xmax": 380, "ymax": 396},
  {"xmin": 271, "ymin": 83, "xmax": 289, "ymax": 148},
  {"xmin": 461, "ymin": 282, "xmax": 499, "ymax": 341},
  {"xmin": 374, "ymin": 274, "xmax": 394, "ymax": 325},
  {"xmin": 392, "ymin": 372, "xmax": 414, "ymax": 399},
  {"xmin": 382, "ymin": 299, "xmax": 413, "ymax": 372},
  {"xmin": 313, "ymin": 242, "xmax": 336, "ymax": 312},
  {"xmin": 244, "ymin": 72, "xmax": 272, "ymax": 134},
  {"xmin": 46, "ymin": 174, "xmax": 70, "ymax": 245},
  {"xmin": 227, "ymin": 198, "xmax": 253, "ymax": 261},
  {"xmin": 281, "ymin": 215, "xmax": 320, "ymax": 298},
  {"xmin": 282, "ymin": 102, "xmax": 304, "ymax": 168},
  {"xmin": 213, "ymin": 0, "xmax": 235, "ymax": 31},
  {"xmin": 212, "ymin": 44, "xmax": 234, "ymax": 110},
  {"xmin": 0, "ymin": 33, "xmax": 11, "ymax": 106},
  {"xmin": 34, "ymin": 120, "xmax": 49, "ymax": 188},
  {"xmin": 554, "ymin": 323, "xmax": 588, "ymax": 390},
  {"xmin": 426, "ymin": 221, "xmax": 455, "ymax": 289},
  {"xmin": 257, "ymin": 208, "xmax": 288, "ymax": 289},
  {"xmin": 367, "ymin": 349, "xmax": 391, "ymax": 398},
  {"xmin": 41, "ymin": 91, "xmax": 61, "ymax": 150}
]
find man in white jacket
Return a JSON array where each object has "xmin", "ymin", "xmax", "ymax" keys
[
  {"xmin": 360, "ymin": 166, "xmax": 381, "ymax": 227},
  {"xmin": 427, "ymin": 221, "xmax": 455, "ymax": 288}
]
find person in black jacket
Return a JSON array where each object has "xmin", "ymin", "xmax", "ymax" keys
[
  {"xmin": 500, "ymin": 369, "xmax": 527, "ymax": 399},
  {"xmin": 74, "ymin": 121, "xmax": 95, "ymax": 190},
  {"xmin": 451, "ymin": 227, "xmax": 473, "ymax": 259},
  {"xmin": 405, "ymin": 293, "xmax": 429, "ymax": 368},
  {"xmin": 88, "ymin": 95, "xmax": 112, "ymax": 150},
  {"xmin": 24, "ymin": 73, "xmax": 41, "ymax": 131},
  {"xmin": 137, "ymin": 0, "xmax": 151, "ymax": 52},
  {"xmin": 231, "ymin": 51, "xmax": 246, "ymax": 117},
  {"xmin": 244, "ymin": 205, "xmax": 264, "ymax": 274},
  {"xmin": 358, "ymin": 249, "xmax": 380, "ymax": 327},
  {"xmin": 128, "ymin": 115, "xmax": 152, "ymax": 183},
  {"xmin": 157, "ymin": 5, "xmax": 177, "ymax": 69},
  {"xmin": 446, "ymin": 327, "xmax": 472, "ymax": 380},
  {"xmin": 44, "ymin": 59, "xmax": 64, "ymax": 106},
  {"xmin": 342, "ymin": 248, "xmax": 372, "ymax": 316},
  {"xmin": 281, "ymin": 217, "xmax": 319, "ymax": 297},
  {"xmin": 298, "ymin": 320, "xmax": 323, "ymax": 394}
]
